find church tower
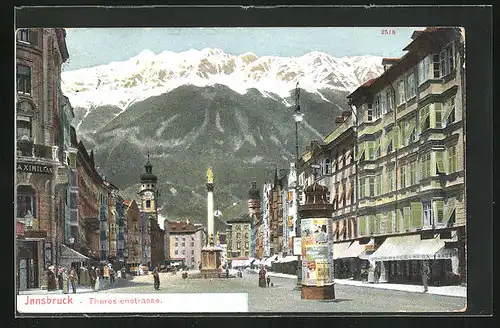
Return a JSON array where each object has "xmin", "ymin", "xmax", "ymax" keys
[
  {"xmin": 139, "ymin": 154, "xmax": 158, "ymax": 215},
  {"xmin": 138, "ymin": 154, "xmax": 158, "ymax": 266}
]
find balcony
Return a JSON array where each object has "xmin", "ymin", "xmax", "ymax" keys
[{"xmin": 16, "ymin": 140, "xmax": 56, "ymax": 161}]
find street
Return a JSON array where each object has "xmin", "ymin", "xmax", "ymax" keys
[{"xmin": 96, "ymin": 271, "xmax": 466, "ymax": 313}]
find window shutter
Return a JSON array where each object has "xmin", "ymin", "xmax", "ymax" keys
[
  {"xmin": 387, "ymin": 212, "xmax": 393, "ymax": 233},
  {"xmin": 435, "ymin": 200, "xmax": 444, "ymax": 223},
  {"xmin": 394, "ymin": 126, "xmax": 400, "ymax": 149},
  {"xmin": 369, "ymin": 177, "xmax": 375, "ymax": 197},
  {"xmin": 410, "ymin": 202, "xmax": 423, "ymax": 228},
  {"xmin": 355, "ymin": 143, "xmax": 366, "ymax": 161},
  {"xmin": 444, "ymin": 198, "xmax": 456, "ymax": 223},
  {"xmin": 420, "ymin": 106, "xmax": 430, "ymax": 131},
  {"xmin": 373, "ymin": 139, "xmax": 381, "ymax": 159},
  {"xmin": 436, "ymin": 151, "xmax": 445, "ymax": 174},
  {"xmin": 32, "ymin": 195, "xmax": 36, "ymax": 218},
  {"xmin": 395, "ymin": 210, "xmax": 401, "ymax": 232},
  {"xmin": 30, "ymin": 30, "xmax": 39, "ymax": 46},
  {"xmin": 359, "ymin": 179, "xmax": 365, "ymax": 198},
  {"xmin": 369, "ymin": 215, "xmax": 375, "ymax": 235},
  {"xmin": 382, "ymin": 170, "xmax": 388, "ymax": 194},
  {"xmin": 405, "ymin": 120, "xmax": 416, "ymax": 142},
  {"xmin": 433, "ymin": 103, "xmax": 443, "ymax": 128},
  {"xmin": 403, "ymin": 207, "xmax": 411, "ymax": 231},
  {"xmin": 358, "ymin": 216, "xmax": 365, "ymax": 236},
  {"xmin": 376, "ymin": 214, "xmax": 383, "ymax": 234}
]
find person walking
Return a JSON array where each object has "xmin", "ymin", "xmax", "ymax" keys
[
  {"xmin": 258, "ymin": 265, "xmax": 266, "ymax": 287},
  {"xmin": 266, "ymin": 275, "xmax": 271, "ymax": 287},
  {"xmin": 421, "ymin": 261, "xmax": 430, "ymax": 293},
  {"xmin": 57, "ymin": 267, "xmax": 63, "ymax": 290},
  {"xmin": 225, "ymin": 266, "xmax": 229, "ymax": 278},
  {"xmin": 46, "ymin": 268, "xmax": 56, "ymax": 291},
  {"xmin": 62, "ymin": 269, "xmax": 69, "ymax": 294},
  {"xmin": 69, "ymin": 267, "xmax": 77, "ymax": 294},
  {"xmin": 109, "ymin": 266, "xmax": 116, "ymax": 288},
  {"xmin": 153, "ymin": 267, "xmax": 160, "ymax": 290},
  {"xmin": 89, "ymin": 266, "xmax": 97, "ymax": 290}
]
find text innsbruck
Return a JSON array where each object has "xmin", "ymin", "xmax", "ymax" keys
[{"xmin": 17, "ymin": 293, "xmax": 248, "ymax": 313}]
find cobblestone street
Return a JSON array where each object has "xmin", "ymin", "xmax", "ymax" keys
[{"xmin": 96, "ymin": 271, "xmax": 466, "ymax": 313}]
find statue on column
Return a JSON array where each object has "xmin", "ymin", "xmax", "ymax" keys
[{"xmin": 207, "ymin": 168, "xmax": 213, "ymax": 184}]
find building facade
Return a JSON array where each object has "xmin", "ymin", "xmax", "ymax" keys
[
  {"xmin": 260, "ymin": 182, "xmax": 272, "ymax": 257},
  {"xmin": 247, "ymin": 182, "xmax": 261, "ymax": 258},
  {"xmin": 16, "ymin": 28, "xmax": 70, "ymax": 290},
  {"xmin": 166, "ymin": 221, "xmax": 203, "ymax": 269},
  {"xmin": 124, "ymin": 200, "xmax": 141, "ymax": 265},
  {"xmin": 227, "ymin": 215, "xmax": 252, "ymax": 259},
  {"xmin": 138, "ymin": 156, "xmax": 158, "ymax": 266}
]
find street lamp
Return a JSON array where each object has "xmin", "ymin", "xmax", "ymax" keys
[
  {"xmin": 24, "ymin": 211, "xmax": 34, "ymax": 231},
  {"xmin": 69, "ymin": 237, "xmax": 75, "ymax": 246},
  {"xmin": 293, "ymin": 82, "xmax": 303, "ymax": 290}
]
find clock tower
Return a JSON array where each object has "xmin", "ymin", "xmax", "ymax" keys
[
  {"xmin": 139, "ymin": 154, "xmax": 158, "ymax": 215},
  {"xmin": 138, "ymin": 154, "xmax": 158, "ymax": 266}
]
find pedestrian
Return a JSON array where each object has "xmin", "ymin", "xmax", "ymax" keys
[
  {"xmin": 421, "ymin": 261, "xmax": 430, "ymax": 293},
  {"xmin": 46, "ymin": 268, "xmax": 56, "ymax": 291},
  {"xmin": 69, "ymin": 266, "xmax": 77, "ymax": 294},
  {"xmin": 89, "ymin": 266, "xmax": 97, "ymax": 290},
  {"xmin": 57, "ymin": 267, "xmax": 63, "ymax": 290},
  {"xmin": 258, "ymin": 265, "xmax": 266, "ymax": 287},
  {"xmin": 62, "ymin": 269, "xmax": 69, "ymax": 294},
  {"xmin": 199, "ymin": 262, "xmax": 202, "ymax": 271},
  {"xmin": 109, "ymin": 266, "xmax": 115, "ymax": 288},
  {"xmin": 153, "ymin": 267, "xmax": 160, "ymax": 290},
  {"xmin": 266, "ymin": 275, "xmax": 271, "ymax": 287},
  {"xmin": 225, "ymin": 266, "xmax": 229, "ymax": 278}
]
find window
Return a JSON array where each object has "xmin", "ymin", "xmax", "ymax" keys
[
  {"xmin": 386, "ymin": 88, "xmax": 394, "ymax": 113},
  {"xmin": 350, "ymin": 148, "xmax": 355, "ymax": 162},
  {"xmin": 324, "ymin": 158, "xmax": 331, "ymax": 175},
  {"xmin": 17, "ymin": 186, "xmax": 36, "ymax": 219},
  {"xmin": 244, "ymin": 232, "xmax": 249, "ymax": 239},
  {"xmin": 368, "ymin": 177, "xmax": 375, "ymax": 197},
  {"xmin": 433, "ymin": 54, "xmax": 441, "ymax": 78},
  {"xmin": 434, "ymin": 43, "xmax": 455, "ymax": 78},
  {"xmin": 191, "ymin": 250, "xmax": 194, "ymax": 255},
  {"xmin": 397, "ymin": 80, "xmax": 405, "ymax": 105},
  {"xmin": 418, "ymin": 56, "xmax": 430, "ymax": 85},
  {"xmin": 436, "ymin": 151, "xmax": 446, "ymax": 174},
  {"xmin": 375, "ymin": 174, "xmax": 382, "ymax": 196},
  {"xmin": 342, "ymin": 182, "xmax": 347, "ymax": 207},
  {"xmin": 237, "ymin": 242, "xmax": 241, "ymax": 249},
  {"xmin": 400, "ymin": 165, "xmax": 406, "ymax": 189},
  {"xmin": 237, "ymin": 232, "xmax": 241, "ymax": 239},
  {"xmin": 182, "ymin": 242, "xmax": 185, "ymax": 247},
  {"xmin": 245, "ymin": 242, "xmax": 249, "ymax": 249},
  {"xmin": 405, "ymin": 71, "xmax": 416, "ymax": 99},
  {"xmin": 374, "ymin": 96, "xmax": 381, "ymax": 119},
  {"xmin": 423, "ymin": 201, "xmax": 432, "ymax": 227},
  {"xmin": 236, "ymin": 225, "xmax": 241, "ymax": 231},
  {"xmin": 17, "ymin": 65, "xmax": 31, "ymax": 94},
  {"xmin": 380, "ymin": 92, "xmax": 387, "ymax": 115},
  {"xmin": 421, "ymin": 152, "xmax": 432, "ymax": 179},
  {"xmin": 342, "ymin": 149, "xmax": 347, "ymax": 167},
  {"xmin": 191, "ymin": 257, "xmax": 195, "ymax": 263},
  {"xmin": 420, "ymin": 106, "xmax": 430, "ymax": 132},
  {"xmin": 17, "ymin": 29, "xmax": 37, "ymax": 44},
  {"xmin": 17, "ymin": 115, "xmax": 32, "ymax": 141},
  {"xmin": 334, "ymin": 153, "xmax": 339, "ymax": 171},
  {"xmin": 387, "ymin": 166, "xmax": 395, "ymax": 192},
  {"xmin": 175, "ymin": 250, "xmax": 178, "ymax": 255},
  {"xmin": 146, "ymin": 200, "xmax": 151, "ymax": 208},
  {"xmin": 182, "ymin": 250, "xmax": 185, "ymax": 255},
  {"xmin": 367, "ymin": 103, "xmax": 373, "ymax": 122},
  {"xmin": 175, "ymin": 242, "xmax": 178, "ymax": 247},
  {"xmin": 410, "ymin": 160, "xmax": 419, "ymax": 185},
  {"xmin": 444, "ymin": 96, "xmax": 456, "ymax": 127},
  {"xmin": 434, "ymin": 199, "xmax": 444, "ymax": 224},
  {"xmin": 191, "ymin": 242, "xmax": 194, "ymax": 246},
  {"xmin": 448, "ymin": 146, "xmax": 457, "ymax": 173}
]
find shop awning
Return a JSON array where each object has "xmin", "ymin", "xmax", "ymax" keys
[
  {"xmin": 338, "ymin": 240, "xmax": 366, "ymax": 259},
  {"xmin": 231, "ymin": 259, "xmax": 252, "ymax": 268},
  {"xmin": 333, "ymin": 241, "xmax": 351, "ymax": 260},
  {"xmin": 263, "ymin": 255, "xmax": 278, "ymax": 267},
  {"xmin": 60, "ymin": 244, "xmax": 89, "ymax": 265},
  {"xmin": 277, "ymin": 255, "xmax": 299, "ymax": 263},
  {"xmin": 368, "ymin": 234, "xmax": 448, "ymax": 262}
]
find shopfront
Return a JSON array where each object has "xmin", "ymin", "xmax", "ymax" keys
[
  {"xmin": 16, "ymin": 239, "xmax": 42, "ymax": 291},
  {"xmin": 369, "ymin": 233, "xmax": 461, "ymax": 286}
]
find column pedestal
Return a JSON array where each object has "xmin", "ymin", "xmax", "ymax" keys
[
  {"xmin": 301, "ymin": 284, "xmax": 335, "ymax": 300},
  {"xmin": 200, "ymin": 247, "xmax": 223, "ymax": 278}
]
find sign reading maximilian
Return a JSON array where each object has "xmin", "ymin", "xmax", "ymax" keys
[
  {"xmin": 300, "ymin": 218, "xmax": 333, "ymax": 286},
  {"xmin": 17, "ymin": 162, "xmax": 53, "ymax": 174}
]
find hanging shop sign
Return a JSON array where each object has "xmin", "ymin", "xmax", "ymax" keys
[
  {"xmin": 300, "ymin": 218, "xmax": 333, "ymax": 286},
  {"xmin": 17, "ymin": 162, "xmax": 54, "ymax": 174}
]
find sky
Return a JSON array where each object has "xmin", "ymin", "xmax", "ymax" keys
[{"xmin": 62, "ymin": 27, "xmax": 421, "ymax": 72}]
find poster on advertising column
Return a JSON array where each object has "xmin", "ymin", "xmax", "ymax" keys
[{"xmin": 300, "ymin": 218, "xmax": 333, "ymax": 286}]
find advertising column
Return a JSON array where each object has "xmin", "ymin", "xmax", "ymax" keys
[{"xmin": 300, "ymin": 217, "xmax": 335, "ymax": 299}]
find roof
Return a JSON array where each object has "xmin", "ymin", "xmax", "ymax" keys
[
  {"xmin": 227, "ymin": 214, "xmax": 252, "ymax": 224},
  {"xmin": 167, "ymin": 221, "xmax": 203, "ymax": 233},
  {"xmin": 361, "ymin": 78, "xmax": 378, "ymax": 87}
]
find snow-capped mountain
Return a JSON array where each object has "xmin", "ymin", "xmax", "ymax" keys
[{"xmin": 61, "ymin": 48, "xmax": 384, "ymax": 111}]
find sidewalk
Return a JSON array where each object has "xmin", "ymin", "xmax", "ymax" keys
[
  {"xmin": 18, "ymin": 285, "xmax": 96, "ymax": 295},
  {"xmin": 263, "ymin": 271, "xmax": 466, "ymax": 298}
]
